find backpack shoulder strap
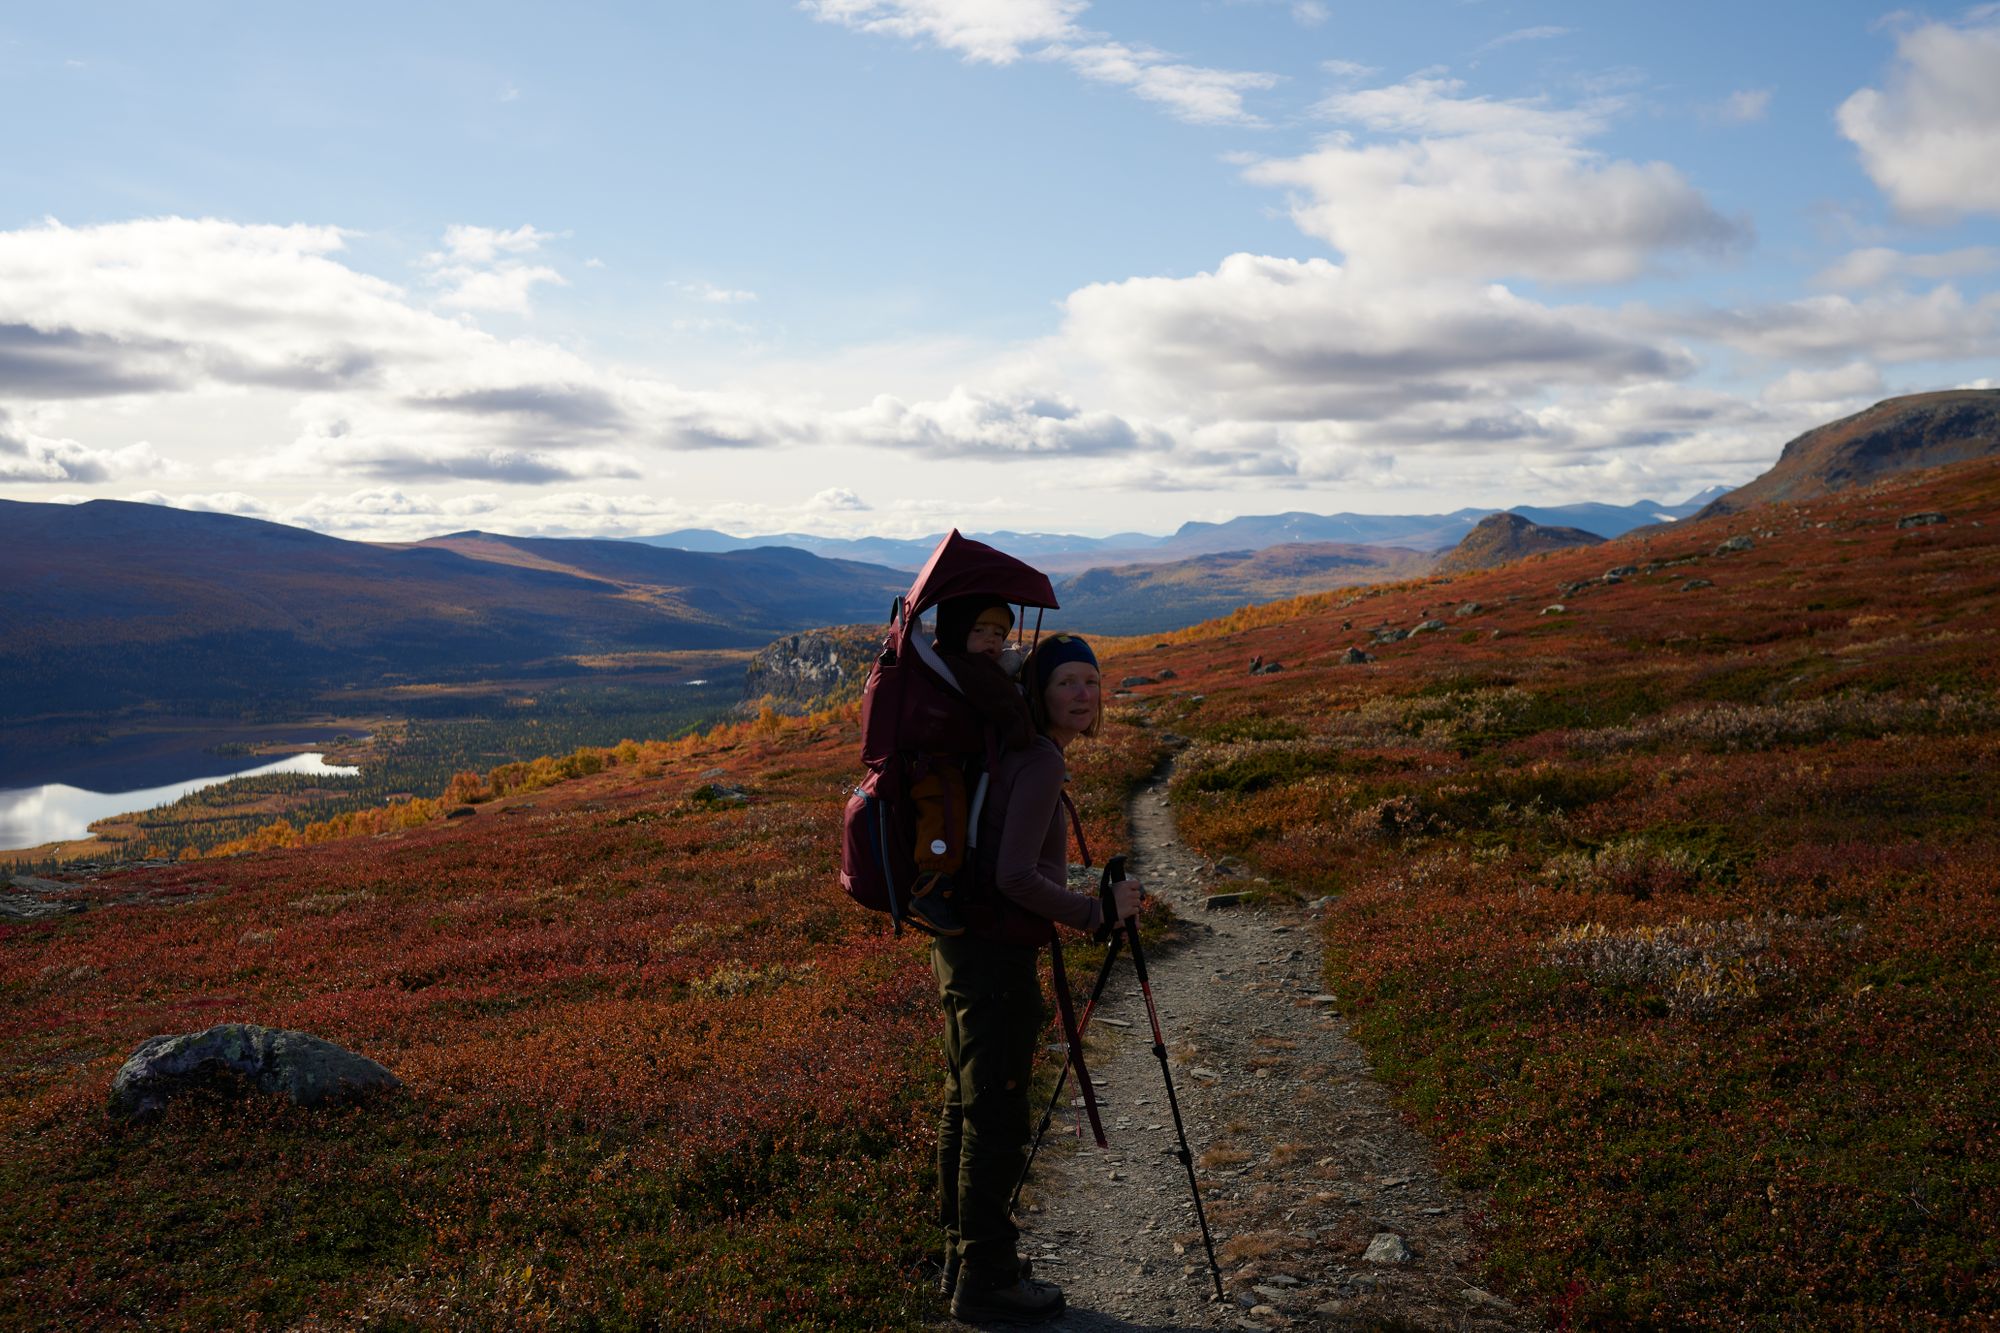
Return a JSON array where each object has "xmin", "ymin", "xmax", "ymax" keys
[{"xmin": 1059, "ymin": 789, "xmax": 1091, "ymax": 870}]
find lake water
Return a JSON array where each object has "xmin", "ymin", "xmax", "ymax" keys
[{"xmin": 0, "ymin": 752, "xmax": 361, "ymax": 852}]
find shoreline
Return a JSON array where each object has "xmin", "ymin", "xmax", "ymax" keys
[{"xmin": 0, "ymin": 717, "xmax": 393, "ymax": 866}]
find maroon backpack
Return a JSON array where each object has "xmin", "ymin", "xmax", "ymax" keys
[
  {"xmin": 838, "ymin": 531, "xmax": 1058, "ymax": 932},
  {"xmin": 836, "ymin": 531, "xmax": 1110, "ymax": 1147}
]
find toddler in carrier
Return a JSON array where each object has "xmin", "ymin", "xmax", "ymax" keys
[{"xmin": 901, "ymin": 595, "xmax": 1034, "ymax": 937}]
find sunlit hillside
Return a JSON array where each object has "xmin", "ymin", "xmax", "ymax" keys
[
  {"xmin": 1054, "ymin": 539, "xmax": 1436, "ymax": 634},
  {"xmin": 0, "ymin": 700, "xmax": 1160, "ymax": 1328},
  {"xmin": 5, "ymin": 454, "xmax": 1998, "ymax": 1326},
  {"xmin": 0, "ymin": 499, "xmax": 905, "ymax": 716},
  {"xmin": 1117, "ymin": 454, "xmax": 2000, "ymax": 1325}
]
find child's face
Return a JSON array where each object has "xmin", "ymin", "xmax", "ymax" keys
[{"xmin": 965, "ymin": 607, "xmax": 1013, "ymax": 660}]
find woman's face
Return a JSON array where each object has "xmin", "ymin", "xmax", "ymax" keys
[{"xmin": 1042, "ymin": 660, "xmax": 1102, "ymax": 740}]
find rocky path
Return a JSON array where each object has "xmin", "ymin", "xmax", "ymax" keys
[{"xmin": 1005, "ymin": 763, "xmax": 1534, "ymax": 1332}]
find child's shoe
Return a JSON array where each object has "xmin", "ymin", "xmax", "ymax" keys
[{"xmin": 905, "ymin": 871, "xmax": 966, "ymax": 937}]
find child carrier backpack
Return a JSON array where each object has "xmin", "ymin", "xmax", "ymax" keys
[
  {"xmin": 837, "ymin": 530, "xmax": 1111, "ymax": 1147},
  {"xmin": 839, "ymin": 530, "xmax": 1057, "ymax": 934}
]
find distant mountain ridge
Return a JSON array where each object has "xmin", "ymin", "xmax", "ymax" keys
[
  {"xmin": 1155, "ymin": 495, "xmax": 1718, "ymax": 560},
  {"xmin": 632, "ymin": 490, "xmax": 1722, "ymax": 573},
  {"xmin": 0, "ymin": 500, "xmax": 905, "ymax": 717},
  {"xmin": 1051, "ymin": 542, "xmax": 1436, "ymax": 635},
  {"xmin": 407, "ymin": 531, "xmax": 905, "ymax": 633},
  {"xmin": 1690, "ymin": 390, "xmax": 2000, "ymax": 521}
]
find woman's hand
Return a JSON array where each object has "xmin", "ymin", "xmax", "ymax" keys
[
  {"xmin": 1092, "ymin": 875, "xmax": 1145, "ymax": 940},
  {"xmin": 1109, "ymin": 877, "xmax": 1144, "ymax": 925}
]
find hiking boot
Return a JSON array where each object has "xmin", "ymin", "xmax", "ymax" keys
[
  {"xmin": 938, "ymin": 1253, "xmax": 961, "ymax": 1298},
  {"xmin": 950, "ymin": 1264, "xmax": 1065, "ymax": 1326},
  {"xmin": 905, "ymin": 872, "xmax": 966, "ymax": 938}
]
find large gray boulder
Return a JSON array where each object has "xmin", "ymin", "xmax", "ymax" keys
[{"xmin": 108, "ymin": 1023, "xmax": 401, "ymax": 1119}]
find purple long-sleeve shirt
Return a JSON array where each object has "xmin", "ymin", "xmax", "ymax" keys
[{"xmin": 984, "ymin": 735, "xmax": 1104, "ymax": 935}]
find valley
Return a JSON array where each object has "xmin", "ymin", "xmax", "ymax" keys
[
  {"xmin": 0, "ymin": 660, "xmax": 749, "ymax": 867},
  {"xmin": 0, "ymin": 498, "xmax": 907, "ymax": 718},
  {"xmin": 3, "ymin": 449, "xmax": 1995, "ymax": 1325},
  {"xmin": 5, "ymin": 0, "xmax": 1996, "ymax": 1315}
]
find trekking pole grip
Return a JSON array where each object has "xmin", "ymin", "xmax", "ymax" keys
[{"xmin": 1096, "ymin": 854, "xmax": 1127, "ymax": 941}]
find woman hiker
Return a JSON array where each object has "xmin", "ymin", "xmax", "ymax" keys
[{"xmin": 934, "ymin": 632, "xmax": 1145, "ymax": 1326}]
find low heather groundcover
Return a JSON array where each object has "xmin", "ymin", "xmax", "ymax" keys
[
  {"xmin": 7, "ymin": 459, "xmax": 1997, "ymax": 1326},
  {"xmin": 2, "ymin": 697, "xmax": 1162, "ymax": 1328},
  {"xmin": 1138, "ymin": 459, "xmax": 2000, "ymax": 1326}
]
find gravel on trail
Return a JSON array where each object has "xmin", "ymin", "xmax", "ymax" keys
[{"xmin": 984, "ymin": 762, "xmax": 1538, "ymax": 1332}]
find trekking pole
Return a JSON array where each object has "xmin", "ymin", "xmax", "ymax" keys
[
  {"xmin": 1009, "ymin": 857, "xmax": 1128, "ymax": 1215},
  {"xmin": 1124, "ymin": 897, "xmax": 1224, "ymax": 1300}
]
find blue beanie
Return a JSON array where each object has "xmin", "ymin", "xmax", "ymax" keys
[{"xmin": 1028, "ymin": 633, "xmax": 1098, "ymax": 694}]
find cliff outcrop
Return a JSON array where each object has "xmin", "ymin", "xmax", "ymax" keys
[
  {"xmin": 738, "ymin": 624, "xmax": 882, "ymax": 716},
  {"xmin": 1693, "ymin": 389, "xmax": 2000, "ymax": 521}
]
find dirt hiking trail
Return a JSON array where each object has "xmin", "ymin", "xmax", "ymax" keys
[{"xmin": 1000, "ymin": 761, "xmax": 1538, "ymax": 1332}]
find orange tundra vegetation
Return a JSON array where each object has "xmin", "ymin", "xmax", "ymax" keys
[
  {"xmin": 1127, "ymin": 455, "xmax": 2000, "ymax": 1326},
  {"xmin": 4, "ymin": 454, "xmax": 1998, "ymax": 1326},
  {"xmin": 0, "ymin": 691, "xmax": 1160, "ymax": 1327}
]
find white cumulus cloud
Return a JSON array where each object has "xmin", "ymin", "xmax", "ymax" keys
[
  {"xmin": 1811, "ymin": 245, "xmax": 2000, "ymax": 290},
  {"xmin": 162, "ymin": 485, "xmax": 663, "ymax": 541},
  {"xmin": 836, "ymin": 385, "xmax": 1171, "ymax": 456},
  {"xmin": 1059, "ymin": 253, "xmax": 1697, "ymax": 422},
  {"xmin": 1760, "ymin": 362, "xmax": 1885, "ymax": 405},
  {"xmin": 803, "ymin": 0, "xmax": 1276, "ymax": 125},
  {"xmin": 802, "ymin": 0, "xmax": 1083, "ymax": 63},
  {"xmin": 1478, "ymin": 25, "xmax": 1573, "ymax": 53},
  {"xmin": 1708, "ymin": 88, "xmax": 1772, "ymax": 123},
  {"xmin": 119, "ymin": 485, "xmax": 933, "ymax": 543},
  {"xmin": 426, "ymin": 223, "xmax": 568, "ymax": 314},
  {"xmin": 672, "ymin": 280, "xmax": 760, "ymax": 304},
  {"xmin": 437, "ymin": 224, "xmax": 560, "ymax": 264},
  {"xmin": 433, "ymin": 264, "xmax": 568, "ymax": 315},
  {"xmin": 1057, "ymin": 41, "xmax": 1277, "ymax": 125},
  {"xmin": 0, "ymin": 217, "xmax": 809, "ymax": 490},
  {"xmin": 1247, "ymin": 74, "xmax": 1747, "ymax": 283},
  {"xmin": 1311, "ymin": 74, "xmax": 1609, "ymax": 139},
  {"xmin": 1668, "ymin": 285, "xmax": 2000, "ymax": 366},
  {"xmin": 1838, "ymin": 14, "xmax": 2000, "ymax": 220},
  {"xmin": 0, "ymin": 409, "xmax": 178, "ymax": 484},
  {"xmin": 123, "ymin": 489, "xmax": 277, "ymax": 517},
  {"xmin": 808, "ymin": 486, "xmax": 871, "ymax": 512},
  {"xmin": 1046, "ymin": 381, "xmax": 1798, "ymax": 505}
]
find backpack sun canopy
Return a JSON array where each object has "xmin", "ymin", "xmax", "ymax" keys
[{"xmin": 903, "ymin": 529, "xmax": 1059, "ymax": 622}]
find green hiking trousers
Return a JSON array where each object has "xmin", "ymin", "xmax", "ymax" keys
[{"xmin": 932, "ymin": 935, "xmax": 1047, "ymax": 1285}]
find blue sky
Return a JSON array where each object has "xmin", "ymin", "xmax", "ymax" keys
[{"xmin": 2, "ymin": 1, "xmax": 1996, "ymax": 540}]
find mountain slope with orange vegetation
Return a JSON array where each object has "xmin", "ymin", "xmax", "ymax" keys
[
  {"xmin": 1693, "ymin": 387, "xmax": 2000, "ymax": 520},
  {"xmin": 0, "ymin": 698, "xmax": 1161, "ymax": 1328},
  {"xmin": 4, "ymin": 455, "xmax": 1998, "ymax": 1326},
  {"xmin": 1103, "ymin": 453, "xmax": 2000, "ymax": 1325},
  {"xmin": 1053, "ymin": 539, "xmax": 1436, "ymax": 633}
]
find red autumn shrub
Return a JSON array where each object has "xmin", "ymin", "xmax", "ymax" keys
[
  {"xmin": 0, "ymin": 703, "xmax": 1159, "ymax": 1329},
  {"xmin": 1103, "ymin": 456, "xmax": 2000, "ymax": 1326}
]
